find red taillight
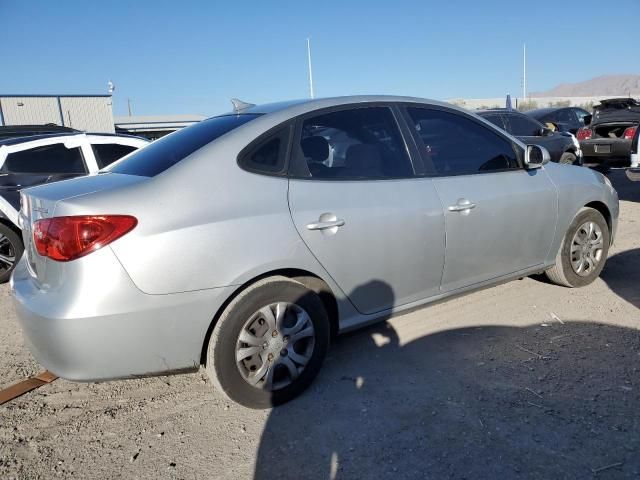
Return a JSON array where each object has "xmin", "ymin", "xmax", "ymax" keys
[
  {"xmin": 33, "ymin": 215, "xmax": 137, "ymax": 262},
  {"xmin": 623, "ymin": 126, "xmax": 637, "ymax": 140},
  {"xmin": 576, "ymin": 127, "xmax": 593, "ymax": 141}
]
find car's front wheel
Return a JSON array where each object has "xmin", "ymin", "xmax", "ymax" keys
[
  {"xmin": 0, "ymin": 224, "xmax": 23, "ymax": 284},
  {"xmin": 545, "ymin": 207, "xmax": 610, "ymax": 288},
  {"xmin": 206, "ymin": 276, "xmax": 330, "ymax": 409}
]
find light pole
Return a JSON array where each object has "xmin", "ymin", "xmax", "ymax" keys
[{"xmin": 307, "ymin": 38, "xmax": 315, "ymax": 99}]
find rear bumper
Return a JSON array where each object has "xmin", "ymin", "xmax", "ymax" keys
[
  {"xmin": 581, "ymin": 138, "xmax": 632, "ymax": 166},
  {"xmin": 10, "ymin": 252, "xmax": 235, "ymax": 381}
]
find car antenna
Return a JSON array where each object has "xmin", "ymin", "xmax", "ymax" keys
[{"xmin": 230, "ymin": 98, "xmax": 255, "ymax": 113}]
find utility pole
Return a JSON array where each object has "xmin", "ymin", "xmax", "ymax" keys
[
  {"xmin": 307, "ymin": 38, "xmax": 314, "ymax": 99},
  {"xmin": 127, "ymin": 98, "xmax": 132, "ymax": 117}
]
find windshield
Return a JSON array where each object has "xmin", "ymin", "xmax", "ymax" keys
[{"xmin": 108, "ymin": 114, "xmax": 261, "ymax": 177}]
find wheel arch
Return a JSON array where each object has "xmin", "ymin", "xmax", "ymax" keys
[
  {"xmin": 0, "ymin": 217, "xmax": 22, "ymax": 238},
  {"xmin": 584, "ymin": 201, "xmax": 612, "ymax": 237},
  {"xmin": 199, "ymin": 268, "xmax": 339, "ymax": 365}
]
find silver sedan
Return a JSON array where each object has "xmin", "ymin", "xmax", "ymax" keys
[{"xmin": 11, "ymin": 96, "xmax": 619, "ymax": 408}]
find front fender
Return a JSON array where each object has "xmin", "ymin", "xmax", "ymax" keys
[{"xmin": 543, "ymin": 163, "xmax": 619, "ymax": 264}]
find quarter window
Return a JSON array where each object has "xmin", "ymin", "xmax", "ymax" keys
[
  {"xmin": 406, "ymin": 107, "xmax": 520, "ymax": 175},
  {"xmin": 1, "ymin": 143, "xmax": 86, "ymax": 174},
  {"xmin": 238, "ymin": 126, "xmax": 289, "ymax": 174},
  {"xmin": 293, "ymin": 107, "xmax": 413, "ymax": 180}
]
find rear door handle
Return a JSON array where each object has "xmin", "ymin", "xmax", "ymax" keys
[{"xmin": 307, "ymin": 219, "xmax": 345, "ymax": 230}]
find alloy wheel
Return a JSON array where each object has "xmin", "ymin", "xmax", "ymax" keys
[{"xmin": 0, "ymin": 233, "xmax": 16, "ymax": 273}]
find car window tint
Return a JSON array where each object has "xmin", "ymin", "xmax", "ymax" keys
[
  {"xmin": 506, "ymin": 114, "xmax": 541, "ymax": 136},
  {"xmin": 294, "ymin": 107, "xmax": 413, "ymax": 180},
  {"xmin": 238, "ymin": 126, "xmax": 289, "ymax": 174},
  {"xmin": 480, "ymin": 114, "xmax": 507, "ymax": 131},
  {"xmin": 1, "ymin": 143, "xmax": 86, "ymax": 174},
  {"xmin": 92, "ymin": 143, "xmax": 138, "ymax": 168},
  {"xmin": 109, "ymin": 114, "xmax": 261, "ymax": 177},
  {"xmin": 406, "ymin": 107, "xmax": 519, "ymax": 175},
  {"xmin": 575, "ymin": 109, "xmax": 591, "ymax": 124},
  {"xmin": 556, "ymin": 109, "xmax": 576, "ymax": 124}
]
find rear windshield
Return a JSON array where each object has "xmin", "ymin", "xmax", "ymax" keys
[{"xmin": 108, "ymin": 114, "xmax": 261, "ymax": 177}]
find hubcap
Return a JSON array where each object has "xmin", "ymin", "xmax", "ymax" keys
[
  {"xmin": 0, "ymin": 234, "xmax": 16, "ymax": 273},
  {"xmin": 235, "ymin": 302, "xmax": 315, "ymax": 391},
  {"xmin": 570, "ymin": 221, "xmax": 604, "ymax": 277}
]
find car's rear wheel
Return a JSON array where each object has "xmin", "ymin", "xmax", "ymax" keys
[
  {"xmin": 559, "ymin": 152, "xmax": 577, "ymax": 165},
  {"xmin": 0, "ymin": 224, "xmax": 23, "ymax": 284},
  {"xmin": 206, "ymin": 276, "xmax": 330, "ymax": 409},
  {"xmin": 545, "ymin": 208, "xmax": 610, "ymax": 288}
]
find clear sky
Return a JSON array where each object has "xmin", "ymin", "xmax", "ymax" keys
[{"xmin": 2, "ymin": 0, "xmax": 638, "ymax": 117}]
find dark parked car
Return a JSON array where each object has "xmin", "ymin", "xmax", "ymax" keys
[
  {"xmin": 477, "ymin": 109, "xmax": 582, "ymax": 165},
  {"xmin": 576, "ymin": 98, "xmax": 640, "ymax": 169},
  {"xmin": 526, "ymin": 107, "xmax": 591, "ymax": 135}
]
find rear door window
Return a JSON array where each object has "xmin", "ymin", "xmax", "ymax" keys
[
  {"xmin": 291, "ymin": 106, "xmax": 414, "ymax": 180},
  {"xmin": 505, "ymin": 114, "xmax": 542, "ymax": 136},
  {"xmin": 92, "ymin": 143, "xmax": 138, "ymax": 168},
  {"xmin": 109, "ymin": 114, "xmax": 261, "ymax": 177},
  {"xmin": 556, "ymin": 109, "xmax": 577, "ymax": 124},
  {"xmin": 406, "ymin": 107, "xmax": 520, "ymax": 176},
  {"xmin": 1, "ymin": 143, "xmax": 86, "ymax": 174}
]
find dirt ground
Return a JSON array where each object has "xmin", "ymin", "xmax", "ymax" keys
[{"xmin": 1, "ymin": 171, "xmax": 639, "ymax": 480}]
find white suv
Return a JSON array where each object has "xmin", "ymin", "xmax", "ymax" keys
[{"xmin": 0, "ymin": 132, "xmax": 149, "ymax": 282}]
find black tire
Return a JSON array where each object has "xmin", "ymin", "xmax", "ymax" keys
[
  {"xmin": 0, "ymin": 223, "xmax": 23, "ymax": 284},
  {"xmin": 545, "ymin": 208, "xmax": 610, "ymax": 288},
  {"xmin": 206, "ymin": 276, "xmax": 330, "ymax": 409},
  {"xmin": 559, "ymin": 152, "xmax": 577, "ymax": 165}
]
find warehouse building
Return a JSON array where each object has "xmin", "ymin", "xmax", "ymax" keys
[{"xmin": 0, "ymin": 94, "xmax": 115, "ymax": 133}]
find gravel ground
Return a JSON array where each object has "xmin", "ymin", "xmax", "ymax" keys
[{"xmin": 1, "ymin": 171, "xmax": 639, "ymax": 480}]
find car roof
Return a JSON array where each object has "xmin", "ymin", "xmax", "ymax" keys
[
  {"xmin": 217, "ymin": 95, "xmax": 456, "ymax": 117},
  {"xmin": 526, "ymin": 107, "xmax": 561, "ymax": 116},
  {"xmin": 0, "ymin": 132, "xmax": 148, "ymax": 147},
  {"xmin": 476, "ymin": 108, "xmax": 523, "ymax": 115}
]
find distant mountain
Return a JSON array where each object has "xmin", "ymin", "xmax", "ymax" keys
[{"xmin": 532, "ymin": 75, "xmax": 640, "ymax": 97}]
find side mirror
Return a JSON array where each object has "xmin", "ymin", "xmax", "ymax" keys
[
  {"xmin": 540, "ymin": 127, "xmax": 554, "ymax": 136},
  {"xmin": 582, "ymin": 114, "xmax": 592, "ymax": 126},
  {"xmin": 525, "ymin": 145, "xmax": 551, "ymax": 169}
]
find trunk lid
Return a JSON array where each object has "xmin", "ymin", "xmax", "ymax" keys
[
  {"xmin": 20, "ymin": 173, "xmax": 147, "ymax": 284},
  {"xmin": 593, "ymin": 98, "xmax": 640, "ymax": 124}
]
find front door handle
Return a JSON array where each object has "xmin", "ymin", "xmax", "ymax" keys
[
  {"xmin": 307, "ymin": 219, "xmax": 345, "ymax": 230},
  {"xmin": 448, "ymin": 199, "xmax": 477, "ymax": 213}
]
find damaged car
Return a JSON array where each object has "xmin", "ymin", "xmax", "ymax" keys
[{"xmin": 577, "ymin": 98, "xmax": 640, "ymax": 169}]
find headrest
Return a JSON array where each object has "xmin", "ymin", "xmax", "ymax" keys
[{"xmin": 301, "ymin": 136, "xmax": 329, "ymax": 163}]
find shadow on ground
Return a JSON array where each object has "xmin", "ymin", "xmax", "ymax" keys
[
  {"xmin": 602, "ymin": 248, "xmax": 640, "ymax": 309},
  {"xmin": 607, "ymin": 169, "xmax": 640, "ymax": 203},
  {"xmin": 255, "ymin": 320, "xmax": 640, "ymax": 479}
]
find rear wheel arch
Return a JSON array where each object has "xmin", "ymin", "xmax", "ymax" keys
[
  {"xmin": 0, "ymin": 217, "xmax": 21, "ymax": 238},
  {"xmin": 199, "ymin": 268, "xmax": 339, "ymax": 365}
]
